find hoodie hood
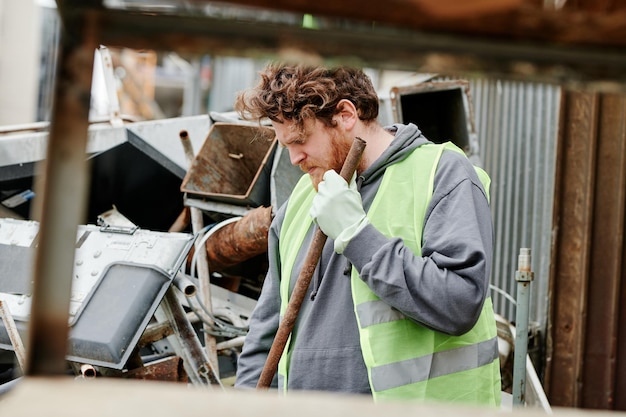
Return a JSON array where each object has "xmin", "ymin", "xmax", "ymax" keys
[{"xmin": 360, "ymin": 123, "xmax": 430, "ymax": 185}]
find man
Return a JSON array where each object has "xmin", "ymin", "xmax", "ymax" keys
[{"xmin": 233, "ymin": 64, "xmax": 501, "ymax": 406}]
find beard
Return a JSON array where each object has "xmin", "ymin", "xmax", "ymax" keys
[{"xmin": 306, "ymin": 130, "xmax": 356, "ymax": 190}]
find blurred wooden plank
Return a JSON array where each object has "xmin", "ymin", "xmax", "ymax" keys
[
  {"xmin": 89, "ymin": 8, "xmax": 626, "ymax": 91},
  {"xmin": 547, "ymin": 91, "xmax": 598, "ymax": 407},
  {"xmin": 179, "ymin": 0, "xmax": 626, "ymax": 47},
  {"xmin": 189, "ymin": 0, "xmax": 527, "ymax": 19},
  {"xmin": 581, "ymin": 95, "xmax": 626, "ymax": 410},
  {"xmin": 562, "ymin": 0, "xmax": 626, "ymax": 13}
]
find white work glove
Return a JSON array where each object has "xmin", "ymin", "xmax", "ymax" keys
[{"xmin": 310, "ymin": 170, "xmax": 370, "ymax": 254}]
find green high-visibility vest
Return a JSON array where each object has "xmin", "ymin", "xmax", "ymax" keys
[{"xmin": 278, "ymin": 142, "xmax": 501, "ymax": 405}]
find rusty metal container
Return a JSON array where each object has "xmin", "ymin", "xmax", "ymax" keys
[
  {"xmin": 390, "ymin": 80, "xmax": 473, "ymax": 152},
  {"xmin": 180, "ymin": 123, "xmax": 277, "ymax": 207}
]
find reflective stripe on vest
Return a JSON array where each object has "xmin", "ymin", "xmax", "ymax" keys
[
  {"xmin": 278, "ymin": 142, "xmax": 500, "ymax": 404},
  {"xmin": 370, "ymin": 336, "xmax": 499, "ymax": 392}
]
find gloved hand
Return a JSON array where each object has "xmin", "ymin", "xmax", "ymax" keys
[{"xmin": 310, "ymin": 170, "xmax": 370, "ymax": 254}]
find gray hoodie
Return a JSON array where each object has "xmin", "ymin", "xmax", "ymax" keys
[{"xmin": 235, "ymin": 123, "xmax": 493, "ymax": 395}]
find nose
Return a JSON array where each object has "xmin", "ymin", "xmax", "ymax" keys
[{"xmin": 288, "ymin": 146, "xmax": 305, "ymax": 166}]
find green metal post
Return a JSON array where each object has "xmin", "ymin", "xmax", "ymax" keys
[{"xmin": 513, "ymin": 248, "xmax": 534, "ymax": 406}]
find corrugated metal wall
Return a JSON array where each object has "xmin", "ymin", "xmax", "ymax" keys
[{"xmin": 469, "ymin": 79, "xmax": 561, "ymax": 337}]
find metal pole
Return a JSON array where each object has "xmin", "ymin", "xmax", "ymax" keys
[
  {"xmin": 513, "ymin": 247, "xmax": 534, "ymax": 406},
  {"xmin": 160, "ymin": 286, "xmax": 220, "ymax": 387},
  {"xmin": 25, "ymin": 20, "xmax": 97, "ymax": 376},
  {"xmin": 178, "ymin": 129, "xmax": 220, "ymax": 375}
]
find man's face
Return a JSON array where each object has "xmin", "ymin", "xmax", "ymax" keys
[{"xmin": 273, "ymin": 118, "xmax": 352, "ymax": 190}]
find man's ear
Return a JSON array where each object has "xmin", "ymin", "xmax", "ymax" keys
[{"xmin": 335, "ymin": 99, "xmax": 358, "ymax": 130}]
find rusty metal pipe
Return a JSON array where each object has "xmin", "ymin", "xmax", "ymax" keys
[
  {"xmin": 256, "ymin": 137, "xmax": 366, "ymax": 389},
  {"xmin": 168, "ymin": 207, "xmax": 191, "ymax": 233},
  {"xmin": 188, "ymin": 206, "xmax": 272, "ymax": 275},
  {"xmin": 204, "ymin": 206, "xmax": 272, "ymax": 272},
  {"xmin": 190, "ymin": 216, "xmax": 242, "ymax": 278}
]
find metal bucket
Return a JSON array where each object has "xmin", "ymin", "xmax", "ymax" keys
[{"xmin": 180, "ymin": 123, "xmax": 277, "ymax": 207}]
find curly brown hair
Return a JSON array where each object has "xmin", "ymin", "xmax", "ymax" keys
[{"xmin": 234, "ymin": 63, "xmax": 379, "ymax": 133}]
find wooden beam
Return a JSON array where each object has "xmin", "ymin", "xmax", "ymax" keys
[
  {"xmin": 546, "ymin": 91, "xmax": 598, "ymax": 407},
  {"xmin": 196, "ymin": 0, "xmax": 528, "ymax": 20},
  {"xmin": 89, "ymin": 8, "xmax": 626, "ymax": 91},
  {"xmin": 179, "ymin": 0, "xmax": 626, "ymax": 48},
  {"xmin": 581, "ymin": 95, "xmax": 626, "ymax": 409}
]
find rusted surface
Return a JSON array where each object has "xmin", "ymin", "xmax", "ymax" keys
[
  {"xmin": 139, "ymin": 321, "xmax": 175, "ymax": 348},
  {"xmin": 257, "ymin": 137, "xmax": 366, "ymax": 389},
  {"xmin": 205, "ymin": 206, "xmax": 273, "ymax": 272},
  {"xmin": 25, "ymin": 11, "xmax": 99, "ymax": 376},
  {"xmin": 161, "ymin": 286, "xmax": 220, "ymax": 386},
  {"xmin": 124, "ymin": 356, "xmax": 188, "ymax": 383},
  {"xmin": 548, "ymin": 92, "xmax": 626, "ymax": 411},
  {"xmin": 581, "ymin": 94, "xmax": 626, "ymax": 410},
  {"xmin": 546, "ymin": 91, "xmax": 597, "ymax": 407},
  {"xmin": 168, "ymin": 207, "xmax": 191, "ymax": 233},
  {"xmin": 181, "ymin": 123, "xmax": 277, "ymax": 206}
]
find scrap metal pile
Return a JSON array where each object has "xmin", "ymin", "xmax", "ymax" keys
[
  {"xmin": 0, "ymin": 84, "xmax": 549, "ymax": 409},
  {"xmin": 0, "ymin": 116, "xmax": 302, "ymax": 388}
]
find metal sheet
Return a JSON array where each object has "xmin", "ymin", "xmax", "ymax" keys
[
  {"xmin": 66, "ymin": 262, "xmax": 172, "ymax": 369},
  {"xmin": 0, "ymin": 116, "xmax": 211, "ymax": 224},
  {"xmin": 468, "ymin": 78, "xmax": 560, "ymax": 337},
  {"xmin": 86, "ymin": 137, "xmax": 184, "ymax": 231}
]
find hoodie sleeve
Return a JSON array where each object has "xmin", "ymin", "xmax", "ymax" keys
[
  {"xmin": 342, "ymin": 149, "xmax": 493, "ymax": 336},
  {"xmin": 234, "ymin": 210, "xmax": 283, "ymax": 389}
]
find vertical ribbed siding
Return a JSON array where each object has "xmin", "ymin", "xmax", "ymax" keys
[{"xmin": 469, "ymin": 78, "xmax": 560, "ymax": 331}]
